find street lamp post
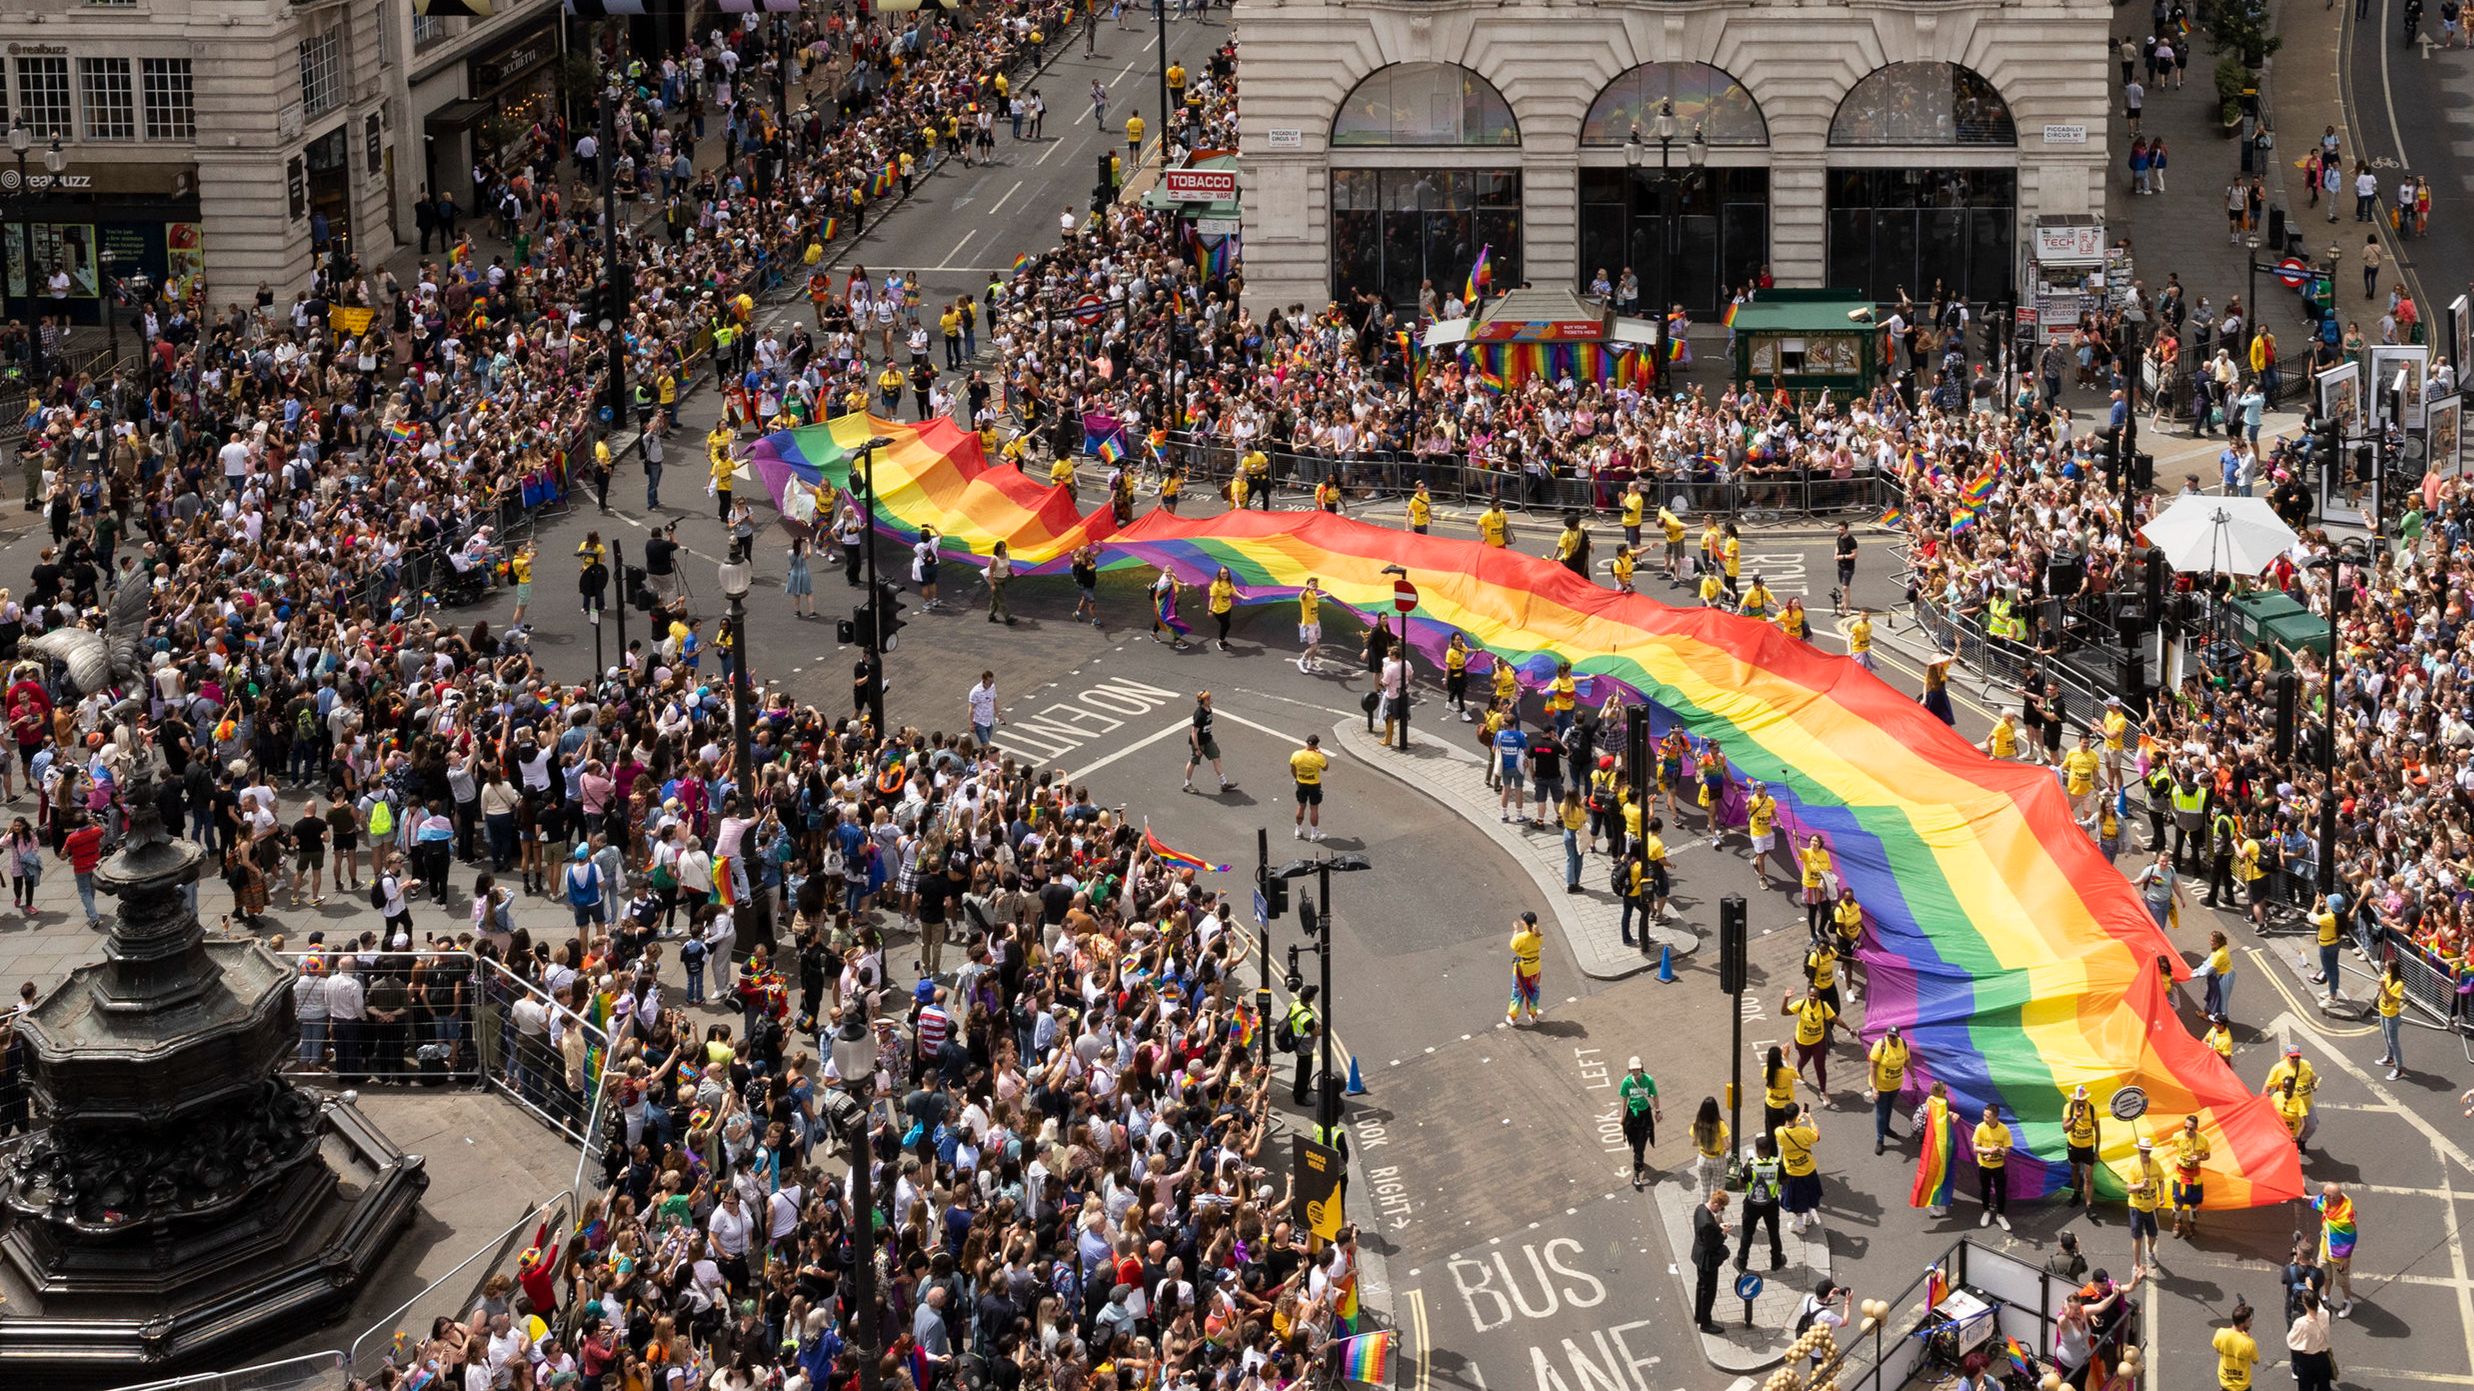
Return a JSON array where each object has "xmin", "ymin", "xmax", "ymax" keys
[
  {"xmin": 1630, "ymin": 104, "xmax": 1706, "ymax": 386},
  {"xmin": 99, "ymin": 249, "xmax": 120, "ymax": 367},
  {"xmin": 9, "ymin": 120, "xmax": 46, "ymax": 389},
  {"xmin": 1279, "ymin": 851, "xmax": 1371, "ymax": 1138},
  {"xmin": 719, "ymin": 556, "xmax": 764, "ymax": 956},
  {"xmin": 829, "ymin": 1014, "xmax": 884, "ymax": 1391},
  {"xmin": 2243, "ymin": 233, "xmax": 2263, "ymax": 388},
  {"xmin": 599, "ymin": 80, "xmax": 628, "ymax": 439},
  {"xmin": 856, "ymin": 435, "xmax": 894, "ymax": 732}
]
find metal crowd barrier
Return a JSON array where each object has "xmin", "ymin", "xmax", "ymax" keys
[
  {"xmin": 2370, "ymin": 926, "xmax": 2469, "ymax": 1031},
  {"xmin": 98, "ymin": 1352, "xmax": 348, "ymax": 1391},
  {"xmin": 277, "ymin": 950, "xmax": 613, "ymax": 1157},
  {"xmin": 1154, "ymin": 435, "xmax": 1893, "ymax": 521},
  {"xmin": 344, "ymin": 1189, "xmax": 577, "ymax": 1379}
]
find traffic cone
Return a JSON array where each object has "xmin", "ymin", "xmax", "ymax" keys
[
  {"xmin": 1656, "ymin": 945, "xmax": 1677, "ymax": 983},
  {"xmin": 1345, "ymin": 1056, "xmax": 1368, "ymax": 1096}
]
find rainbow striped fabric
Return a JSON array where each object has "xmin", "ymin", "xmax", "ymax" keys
[
  {"xmin": 1337, "ymin": 1331, "xmax": 1394, "ymax": 1385},
  {"xmin": 1144, "ymin": 824, "xmax": 1229, "ymax": 874},
  {"xmin": 738, "ymin": 413, "xmax": 2310, "ymax": 1208},
  {"xmin": 1909, "ymin": 1095, "xmax": 1956, "ymax": 1209}
]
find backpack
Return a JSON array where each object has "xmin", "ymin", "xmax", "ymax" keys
[
  {"xmin": 1610, "ymin": 857, "xmax": 1632, "ymax": 897},
  {"xmin": 1792, "ymin": 1298, "xmax": 1820, "ymax": 1335},
  {"xmin": 680, "ymin": 937, "xmax": 708, "ymax": 970},
  {"xmin": 1273, "ymin": 1013, "xmax": 1299, "ymax": 1054},
  {"xmin": 370, "ymin": 875, "xmax": 389, "ymax": 910}
]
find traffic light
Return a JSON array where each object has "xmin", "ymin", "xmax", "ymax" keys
[
  {"xmin": 1261, "ymin": 873, "xmax": 1290, "ymax": 921},
  {"xmin": 1718, "ymin": 895, "xmax": 1748, "ymax": 996},
  {"xmin": 873, "ymin": 579, "xmax": 908, "ymax": 651},
  {"xmin": 837, "ymin": 612, "xmax": 861, "ymax": 645},
  {"xmin": 2274, "ymin": 669, "xmax": 2299, "ymax": 764}
]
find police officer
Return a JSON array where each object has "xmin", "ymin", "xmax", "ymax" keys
[
  {"xmin": 1286, "ymin": 984, "xmax": 1321, "ymax": 1105},
  {"xmin": 2143, "ymin": 760, "xmax": 2176, "ymax": 853},
  {"xmin": 1736, "ymin": 1132, "xmax": 1786, "ymax": 1272},
  {"xmin": 2170, "ymin": 766, "xmax": 2210, "ymax": 872}
]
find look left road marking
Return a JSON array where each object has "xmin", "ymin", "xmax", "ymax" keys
[{"xmin": 990, "ymin": 678, "xmax": 1182, "ymax": 763}]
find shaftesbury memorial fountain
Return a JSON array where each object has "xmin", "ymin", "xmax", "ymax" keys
[{"xmin": 0, "ymin": 749, "xmax": 427, "ymax": 1380}]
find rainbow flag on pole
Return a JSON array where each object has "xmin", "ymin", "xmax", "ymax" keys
[
  {"xmin": 388, "ymin": 418, "xmax": 419, "ymax": 445},
  {"xmin": 1011, "ymin": 253, "xmax": 1032, "ymax": 273},
  {"xmin": 1880, "ymin": 505, "xmax": 1905, "ymax": 528},
  {"xmin": 820, "ymin": 216, "xmax": 840, "ymax": 242},
  {"xmin": 1337, "ymin": 1332, "xmax": 1395, "ymax": 1386},
  {"xmin": 1143, "ymin": 823, "xmax": 1229, "ymax": 874},
  {"xmin": 1721, "ymin": 301, "xmax": 1741, "ymax": 329}
]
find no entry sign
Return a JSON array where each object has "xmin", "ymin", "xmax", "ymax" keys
[{"xmin": 1393, "ymin": 579, "xmax": 1418, "ymax": 612}]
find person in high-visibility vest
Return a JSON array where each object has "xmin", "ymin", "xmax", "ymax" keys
[
  {"xmin": 2170, "ymin": 770, "xmax": 2210, "ymax": 872},
  {"xmin": 1285, "ymin": 985, "xmax": 1321, "ymax": 1105}
]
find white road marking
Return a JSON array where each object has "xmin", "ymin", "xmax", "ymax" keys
[
  {"xmin": 1063, "ymin": 716, "xmax": 1192, "ymax": 782},
  {"xmin": 988, "ymin": 179, "xmax": 1025, "ymax": 216},
  {"xmin": 946, "ymin": 228, "xmax": 979, "ymax": 262}
]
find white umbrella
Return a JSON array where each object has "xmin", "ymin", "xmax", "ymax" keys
[{"xmin": 2136, "ymin": 493, "xmax": 2298, "ymax": 576}]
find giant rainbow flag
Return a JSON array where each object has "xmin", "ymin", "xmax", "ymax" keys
[{"xmin": 747, "ymin": 413, "xmax": 2304, "ymax": 1208}]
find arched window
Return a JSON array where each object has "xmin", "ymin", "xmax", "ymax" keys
[
  {"xmin": 1829, "ymin": 62, "xmax": 2016, "ymax": 147},
  {"xmin": 1331, "ymin": 62, "xmax": 1519, "ymax": 147},
  {"xmin": 1582, "ymin": 62, "xmax": 1767, "ymax": 147}
]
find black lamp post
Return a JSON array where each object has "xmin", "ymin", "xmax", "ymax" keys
[
  {"xmin": 599, "ymin": 79, "xmax": 628, "ymax": 437},
  {"xmin": 829, "ymin": 1013, "xmax": 884, "ymax": 1391},
  {"xmin": 1629, "ymin": 103, "xmax": 1705, "ymax": 379},
  {"xmin": 99, "ymin": 248, "xmax": 121, "ymax": 367},
  {"xmin": 856, "ymin": 434, "xmax": 894, "ymax": 732},
  {"xmin": 8, "ymin": 119, "xmax": 65, "ymax": 390},
  {"xmin": 1278, "ymin": 851, "xmax": 1372, "ymax": 1139},
  {"xmin": 719, "ymin": 554, "xmax": 761, "ymax": 953}
]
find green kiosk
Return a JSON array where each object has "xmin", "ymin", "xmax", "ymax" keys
[{"xmin": 1727, "ymin": 289, "xmax": 1884, "ymax": 395}]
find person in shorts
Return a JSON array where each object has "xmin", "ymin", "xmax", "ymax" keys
[
  {"xmin": 290, "ymin": 797, "xmax": 330, "ymax": 908},
  {"xmin": 1289, "ymin": 733, "xmax": 1329, "ymax": 841},
  {"xmin": 1494, "ymin": 717, "xmax": 1531, "ymax": 823},
  {"xmin": 1184, "ymin": 690, "xmax": 1234, "ymax": 794}
]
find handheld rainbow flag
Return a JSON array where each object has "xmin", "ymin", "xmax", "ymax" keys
[
  {"xmin": 1962, "ymin": 472, "xmax": 1998, "ymax": 504},
  {"xmin": 1096, "ymin": 436, "xmax": 1124, "ymax": 466},
  {"xmin": 1463, "ymin": 245, "xmax": 1491, "ymax": 308},
  {"xmin": 1337, "ymin": 1331, "xmax": 1395, "ymax": 1386},
  {"xmin": 1910, "ymin": 1096, "xmax": 1956, "ymax": 1209},
  {"xmin": 1948, "ymin": 504, "xmax": 1979, "ymax": 534},
  {"xmin": 1011, "ymin": 253, "xmax": 1032, "ymax": 273},
  {"xmin": 1143, "ymin": 823, "xmax": 1229, "ymax": 874},
  {"xmin": 2003, "ymin": 1336, "xmax": 2036, "ymax": 1378},
  {"xmin": 1721, "ymin": 302, "xmax": 1741, "ymax": 329},
  {"xmin": 712, "ymin": 855, "xmax": 738, "ymax": 908},
  {"xmin": 1880, "ymin": 505, "xmax": 1905, "ymax": 528},
  {"xmin": 821, "ymin": 216, "xmax": 840, "ymax": 242},
  {"xmin": 388, "ymin": 418, "xmax": 420, "ymax": 444},
  {"xmin": 1924, "ymin": 1264, "xmax": 1950, "ymax": 1312},
  {"xmin": 1665, "ymin": 337, "xmax": 1687, "ymax": 363}
]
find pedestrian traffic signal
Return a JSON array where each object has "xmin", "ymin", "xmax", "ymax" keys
[
  {"xmin": 2273, "ymin": 669, "xmax": 2299, "ymax": 764},
  {"xmin": 837, "ymin": 612, "xmax": 861, "ymax": 646},
  {"xmin": 1718, "ymin": 895, "xmax": 1748, "ymax": 996}
]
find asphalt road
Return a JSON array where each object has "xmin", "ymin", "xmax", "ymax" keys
[{"xmin": 2342, "ymin": 0, "xmax": 2474, "ymax": 332}]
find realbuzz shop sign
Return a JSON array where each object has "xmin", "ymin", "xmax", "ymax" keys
[{"xmin": 1162, "ymin": 168, "xmax": 1237, "ymax": 203}]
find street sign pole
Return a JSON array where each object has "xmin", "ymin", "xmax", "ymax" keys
[{"xmin": 1256, "ymin": 826, "xmax": 1274, "ymax": 1069}]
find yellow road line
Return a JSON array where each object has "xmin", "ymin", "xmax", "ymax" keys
[
  {"xmin": 2246, "ymin": 947, "xmax": 2379, "ymax": 1037},
  {"xmin": 1410, "ymin": 1287, "xmax": 1431, "ymax": 1391}
]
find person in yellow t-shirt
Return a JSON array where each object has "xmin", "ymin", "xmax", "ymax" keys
[
  {"xmin": 1797, "ymin": 835, "xmax": 1834, "ymax": 938},
  {"xmin": 1985, "ymin": 711, "xmax": 2021, "ymax": 760},
  {"xmin": 507, "ymin": 542, "xmax": 535, "ymax": 627},
  {"xmin": 1972, "ymin": 1104, "xmax": 2013, "ymax": 1231},
  {"xmin": 1620, "ymin": 482, "xmax": 1646, "ymax": 548},
  {"xmin": 1761, "ymin": 1045, "xmax": 1798, "ymax": 1137},
  {"xmin": 1289, "ymin": 733, "xmax": 1330, "ymax": 841},
  {"xmin": 1610, "ymin": 546, "xmax": 1636, "ymax": 593},
  {"xmin": 2125, "ymin": 1135, "xmax": 2166, "ymax": 1269},
  {"xmin": 2100, "ymin": 695, "xmax": 2130, "ymax": 789},
  {"xmin": 1240, "ymin": 447, "xmax": 1270, "ymax": 507},
  {"xmin": 2060, "ymin": 1085, "xmax": 2100, "ymax": 1208},
  {"xmin": 1444, "ymin": 632, "xmax": 1472, "ymax": 720},
  {"xmin": 2310, "ymin": 894, "xmax": 2344, "ymax": 1007},
  {"xmin": 2204, "ymin": 1013, "xmax": 2234, "ymax": 1063},
  {"xmin": 1777, "ymin": 596, "xmax": 1809, "ymax": 641},
  {"xmin": 1049, "ymin": 454, "xmax": 1077, "ymax": 488},
  {"xmin": 1774, "ymin": 1102, "xmax": 1823, "ymax": 1233},
  {"xmin": 1864, "ymin": 1028, "xmax": 1908, "ymax": 1154},
  {"xmin": 1698, "ymin": 567, "xmax": 1726, "ymax": 608},
  {"xmin": 1658, "ymin": 505, "xmax": 1688, "ymax": 584},
  {"xmin": 2169, "ymin": 1112, "xmax": 2212, "ymax": 1237},
  {"xmin": 1781, "ymin": 989, "xmax": 1837, "ymax": 1098},
  {"xmin": 1698, "ymin": 519, "xmax": 1723, "ymax": 576},
  {"xmin": 1508, "ymin": 910, "xmax": 1545, "ymax": 1024},
  {"xmin": 1206, "ymin": 567, "xmax": 1238, "ymax": 651},
  {"xmin": 1407, "ymin": 482, "xmax": 1432, "ymax": 535},
  {"xmin": 2264, "ymin": 1045, "xmax": 2319, "ymax": 1148},
  {"xmin": 708, "ymin": 435, "xmax": 738, "ymax": 523},
  {"xmin": 1479, "ymin": 500, "xmax": 1510, "ymax": 548},
  {"xmin": 2211, "ymin": 1303, "xmax": 2259, "ymax": 1391},
  {"xmin": 2375, "ymin": 958, "xmax": 2408, "ymax": 1078},
  {"xmin": 1846, "ymin": 607, "xmax": 1877, "ymax": 671},
  {"xmin": 1721, "ymin": 527, "xmax": 1742, "ymax": 595},
  {"xmin": 2062, "ymin": 732, "xmax": 2102, "ymax": 808},
  {"xmin": 1296, "ymin": 579, "xmax": 1328, "ymax": 674},
  {"xmin": 1744, "ymin": 782, "xmax": 1779, "ymax": 886}
]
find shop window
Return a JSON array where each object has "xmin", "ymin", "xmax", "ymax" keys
[
  {"xmin": 1824, "ymin": 167, "xmax": 2015, "ymax": 306},
  {"xmin": 1331, "ymin": 63, "xmax": 1518, "ymax": 147},
  {"xmin": 1330, "ymin": 168, "xmax": 1521, "ymax": 310},
  {"xmin": 298, "ymin": 31, "xmax": 344, "ymax": 119},
  {"xmin": 14, "ymin": 57, "xmax": 72, "ymax": 139},
  {"xmin": 1829, "ymin": 62, "xmax": 2016, "ymax": 147},
  {"xmin": 79, "ymin": 58, "xmax": 134, "ymax": 141},
  {"xmin": 142, "ymin": 59, "xmax": 194, "ymax": 141},
  {"xmin": 1582, "ymin": 63, "xmax": 1766, "ymax": 147},
  {"xmin": 1577, "ymin": 167, "xmax": 1768, "ymax": 318}
]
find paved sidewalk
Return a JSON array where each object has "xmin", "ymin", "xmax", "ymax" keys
[
  {"xmin": 1648, "ymin": 1177, "xmax": 1833, "ymax": 1373},
  {"xmin": 1329, "ymin": 718, "xmax": 1697, "ymax": 979}
]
